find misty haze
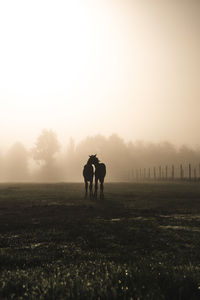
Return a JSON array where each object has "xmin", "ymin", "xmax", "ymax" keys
[
  {"xmin": 1, "ymin": 130, "xmax": 200, "ymax": 182},
  {"xmin": 0, "ymin": 0, "xmax": 200, "ymax": 299},
  {"xmin": 0, "ymin": 0, "xmax": 199, "ymax": 148}
]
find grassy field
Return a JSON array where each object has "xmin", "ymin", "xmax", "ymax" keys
[{"xmin": 0, "ymin": 182, "xmax": 200, "ymax": 299}]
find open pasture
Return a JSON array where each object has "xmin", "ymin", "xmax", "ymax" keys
[{"xmin": 0, "ymin": 182, "xmax": 200, "ymax": 299}]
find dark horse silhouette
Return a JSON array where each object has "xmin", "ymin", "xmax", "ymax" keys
[
  {"xmin": 83, "ymin": 156, "xmax": 94, "ymax": 199},
  {"xmin": 87, "ymin": 154, "xmax": 106, "ymax": 199}
]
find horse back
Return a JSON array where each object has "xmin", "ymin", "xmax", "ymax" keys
[{"xmin": 95, "ymin": 163, "xmax": 106, "ymax": 179}]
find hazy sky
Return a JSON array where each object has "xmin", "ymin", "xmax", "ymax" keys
[{"xmin": 0, "ymin": 0, "xmax": 199, "ymax": 148}]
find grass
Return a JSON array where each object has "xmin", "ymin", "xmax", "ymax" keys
[{"xmin": 0, "ymin": 182, "xmax": 200, "ymax": 299}]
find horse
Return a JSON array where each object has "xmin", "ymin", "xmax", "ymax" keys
[
  {"xmin": 88, "ymin": 154, "xmax": 106, "ymax": 199},
  {"xmin": 83, "ymin": 156, "xmax": 94, "ymax": 199}
]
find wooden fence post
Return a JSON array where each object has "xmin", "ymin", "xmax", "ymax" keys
[
  {"xmin": 172, "ymin": 165, "xmax": 174, "ymax": 180},
  {"xmin": 194, "ymin": 168, "xmax": 197, "ymax": 181},
  {"xmin": 189, "ymin": 164, "xmax": 191, "ymax": 181},
  {"xmin": 136, "ymin": 169, "xmax": 139, "ymax": 181},
  {"xmin": 180, "ymin": 164, "xmax": 183, "ymax": 181},
  {"xmin": 159, "ymin": 166, "xmax": 161, "ymax": 180},
  {"xmin": 154, "ymin": 167, "xmax": 156, "ymax": 181},
  {"xmin": 161, "ymin": 168, "xmax": 163, "ymax": 180},
  {"xmin": 199, "ymin": 163, "xmax": 200, "ymax": 181},
  {"xmin": 132, "ymin": 169, "xmax": 134, "ymax": 181},
  {"xmin": 144, "ymin": 168, "xmax": 146, "ymax": 180},
  {"xmin": 148, "ymin": 168, "xmax": 151, "ymax": 180}
]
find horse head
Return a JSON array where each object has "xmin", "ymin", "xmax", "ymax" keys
[{"xmin": 88, "ymin": 154, "xmax": 99, "ymax": 165}]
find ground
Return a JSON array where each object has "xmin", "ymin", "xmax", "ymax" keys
[{"xmin": 0, "ymin": 182, "xmax": 200, "ymax": 299}]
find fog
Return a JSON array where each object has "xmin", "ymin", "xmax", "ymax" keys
[
  {"xmin": 0, "ymin": 0, "xmax": 200, "ymax": 176},
  {"xmin": 0, "ymin": 130, "xmax": 199, "ymax": 182}
]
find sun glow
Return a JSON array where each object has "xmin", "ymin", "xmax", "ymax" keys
[
  {"xmin": 0, "ymin": 1, "xmax": 134, "ymax": 113},
  {"xmin": 0, "ymin": 0, "xmax": 142, "ymax": 142},
  {"xmin": 0, "ymin": 0, "xmax": 199, "ymax": 147},
  {"xmin": 0, "ymin": 1, "xmax": 94, "ymax": 95}
]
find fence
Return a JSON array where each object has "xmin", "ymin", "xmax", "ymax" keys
[{"xmin": 128, "ymin": 163, "xmax": 200, "ymax": 182}]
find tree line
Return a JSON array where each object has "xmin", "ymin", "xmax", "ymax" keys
[{"xmin": 0, "ymin": 129, "xmax": 200, "ymax": 182}]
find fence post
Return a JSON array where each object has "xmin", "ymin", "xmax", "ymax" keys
[
  {"xmin": 180, "ymin": 164, "xmax": 183, "ymax": 181},
  {"xmin": 153, "ymin": 167, "xmax": 156, "ymax": 181},
  {"xmin": 165, "ymin": 165, "xmax": 168, "ymax": 181},
  {"xmin": 159, "ymin": 166, "xmax": 161, "ymax": 180},
  {"xmin": 194, "ymin": 168, "xmax": 197, "ymax": 181},
  {"xmin": 131, "ymin": 169, "xmax": 134, "ymax": 181},
  {"xmin": 136, "ymin": 169, "xmax": 139, "ymax": 181},
  {"xmin": 189, "ymin": 163, "xmax": 191, "ymax": 181},
  {"xmin": 199, "ymin": 164, "xmax": 200, "ymax": 181},
  {"xmin": 172, "ymin": 165, "xmax": 174, "ymax": 181},
  {"xmin": 139, "ymin": 168, "xmax": 142, "ymax": 181},
  {"xmin": 148, "ymin": 168, "xmax": 151, "ymax": 180},
  {"xmin": 128, "ymin": 170, "xmax": 130, "ymax": 182},
  {"xmin": 161, "ymin": 168, "xmax": 164, "ymax": 180},
  {"xmin": 144, "ymin": 168, "xmax": 146, "ymax": 180}
]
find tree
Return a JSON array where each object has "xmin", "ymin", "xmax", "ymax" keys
[{"xmin": 32, "ymin": 129, "xmax": 60, "ymax": 165}]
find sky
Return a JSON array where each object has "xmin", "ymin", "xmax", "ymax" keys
[{"xmin": 0, "ymin": 0, "xmax": 199, "ymax": 148}]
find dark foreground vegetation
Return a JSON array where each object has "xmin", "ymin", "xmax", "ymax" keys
[{"xmin": 0, "ymin": 182, "xmax": 200, "ymax": 299}]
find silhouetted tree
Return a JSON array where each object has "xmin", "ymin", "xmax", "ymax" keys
[
  {"xmin": 32, "ymin": 129, "xmax": 60, "ymax": 166},
  {"xmin": 32, "ymin": 129, "xmax": 61, "ymax": 181}
]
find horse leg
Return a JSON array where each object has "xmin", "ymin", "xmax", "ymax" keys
[
  {"xmin": 100, "ymin": 179, "xmax": 104, "ymax": 199},
  {"xmin": 84, "ymin": 180, "xmax": 88, "ymax": 199},
  {"xmin": 94, "ymin": 178, "xmax": 98, "ymax": 200},
  {"xmin": 89, "ymin": 179, "xmax": 93, "ymax": 200}
]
